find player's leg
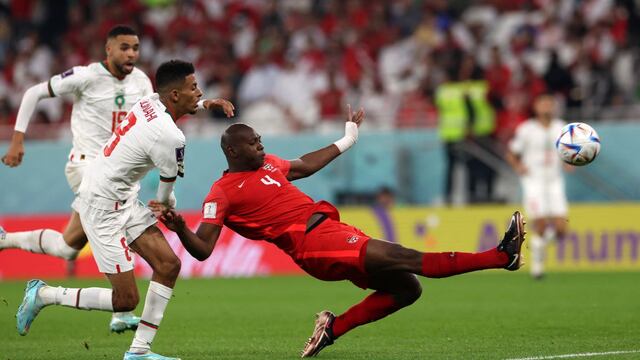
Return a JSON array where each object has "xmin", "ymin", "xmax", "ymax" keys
[
  {"xmin": 15, "ymin": 201, "xmax": 136, "ymax": 336},
  {"xmin": 363, "ymin": 211, "xmax": 525, "ymax": 277},
  {"xmin": 0, "ymin": 211, "xmax": 82, "ymax": 260},
  {"xmin": 333, "ymin": 272, "xmax": 421, "ymax": 339},
  {"xmin": 0, "ymin": 160, "xmax": 87, "ymax": 259},
  {"xmin": 124, "ymin": 224, "xmax": 181, "ymax": 359},
  {"xmin": 529, "ymin": 218, "xmax": 548, "ymax": 279},
  {"xmin": 301, "ymin": 272, "xmax": 421, "ymax": 358}
]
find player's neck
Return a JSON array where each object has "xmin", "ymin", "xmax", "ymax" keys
[
  {"xmin": 159, "ymin": 98, "xmax": 183, "ymax": 122},
  {"xmin": 537, "ymin": 117, "xmax": 552, "ymax": 127},
  {"xmin": 103, "ymin": 60, "xmax": 127, "ymax": 80},
  {"xmin": 227, "ymin": 163, "xmax": 258, "ymax": 173}
]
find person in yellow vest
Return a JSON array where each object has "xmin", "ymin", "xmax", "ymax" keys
[{"xmin": 436, "ymin": 54, "xmax": 496, "ymax": 204}]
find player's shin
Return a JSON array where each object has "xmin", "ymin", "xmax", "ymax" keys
[
  {"xmin": 421, "ymin": 249, "xmax": 509, "ymax": 278},
  {"xmin": 0, "ymin": 229, "xmax": 79, "ymax": 260},
  {"xmin": 332, "ymin": 292, "xmax": 402, "ymax": 338},
  {"xmin": 129, "ymin": 281, "xmax": 173, "ymax": 354},
  {"xmin": 530, "ymin": 234, "xmax": 545, "ymax": 278},
  {"xmin": 38, "ymin": 286, "xmax": 113, "ymax": 310}
]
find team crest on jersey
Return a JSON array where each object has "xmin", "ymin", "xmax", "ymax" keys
[
  {"xmin": 60, "ymin": 68, "xmax": 74, "ymax": 78},
  {"xmin": 263, "ymin": 163, "xmax": 277, "ymax": 172},
  {"xmin": 176, "ymin": 147, "xmax": 185, "ymax": 177},
  {"xmin": 346, "ymin": 235, "xmax": 359, "ymax": 244},
  {"xmin": 114, "ymin": 90, "xmax": 125, "ymax": 109}
]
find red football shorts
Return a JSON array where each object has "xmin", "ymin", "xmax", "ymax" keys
[{"xmin": 292, "ymin": 218, "xmax": 371, "ymax": 289}]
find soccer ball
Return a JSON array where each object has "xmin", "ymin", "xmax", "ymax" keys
[{"xmin": 555, "ymin": 122, "xmax": 601, "ymax": 166}]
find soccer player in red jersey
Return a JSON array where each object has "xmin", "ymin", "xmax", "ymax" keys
[{"xmin": 151, "ymin": 105, "xmax": 526, "ymax": 357}]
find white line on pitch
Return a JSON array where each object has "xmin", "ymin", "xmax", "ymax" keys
[{"xmin": 505, "ymin": 350, "xmax": 640, "ymax": 360}]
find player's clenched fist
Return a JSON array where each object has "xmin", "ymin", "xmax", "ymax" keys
[
  {"xmin": 202, "ymin": 98, "xmax": 235, "ymax": 118},
  {"xmin": 2, "ymin": 141, "xmax": 25, "ymax": 167}
]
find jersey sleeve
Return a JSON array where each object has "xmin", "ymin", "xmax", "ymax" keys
[
  {"xmin": 149, "ymin": 131, "xmax": 186, "ymax": 181},
  {"xmin": 508, "ymin": 123, "xmax": 527, "ymax": 155},
  {"xmin": 48, "ymin": 66, "xmax": 89, "ymax": 97},
  {"xmin": 264, "ymin": 154, "xmax": 291, "ymax": 176},
  {"xmin": 201, "ymin": 184, "xmax": 228, "ymax": 225}
]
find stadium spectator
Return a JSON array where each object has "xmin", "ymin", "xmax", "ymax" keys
[{"xmin": 1, "ymin": 0, "xmax": 640, "ymax": 134}]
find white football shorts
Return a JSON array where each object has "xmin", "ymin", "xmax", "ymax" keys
[
  {"xmin": 72, "ymin": 196, "xmax": 156, "ymax": 274},
  {"xmin": 521, "ymin": 176, "xmax": 568, "ymax": 220},
  {"xmin": 65, "ymin": 155, "xmax": 92, "ymax": 194}
]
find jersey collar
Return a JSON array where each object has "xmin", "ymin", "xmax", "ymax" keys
[{"xmin": 101, "ymin": 60, "xmax": 127, "ymax": 81}]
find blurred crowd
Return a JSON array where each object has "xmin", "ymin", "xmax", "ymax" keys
[{"xmin": 1, "ymin": 0, "xmax": 639, "ymax": 139}]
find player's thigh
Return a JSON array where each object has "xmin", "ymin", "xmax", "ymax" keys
[
  {"xmin": 364, "ymin": 239, "xmax": 422, "ymax": 274},
  {"xmin": 128, "ymin": 224, "xmax": 180, "ymax": 285},
  {"xmin": 62, "ymin": 209, "xmax": 88, "ymax": 249},
  {"xmin": 64, "ymin": 160, "xmax": 87, "ymax": 194},
  {"xmin": 296, "ymin": 219, "xmax": 370, "ymax": 287},
  {"xmin": 75, "ymin": 199, "xmax": 134, "ymax": 274}
]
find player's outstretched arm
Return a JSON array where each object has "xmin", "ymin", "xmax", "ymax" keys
[
  {"xmin": 151, "ymin": 204, "xmax": 223, "ymax": 261},
  {"xmin": 200, "ymin": 98, "xmax": 235, "ymax": 118},
  {"xmin": 287, "ymin": 104, "xmax": 365, "ymax": 181},
  {"xmin": 2, "ymin": 82, "xmax": 52, "ymax": 167}
]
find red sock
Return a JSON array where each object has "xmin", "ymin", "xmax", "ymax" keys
[
  {"xmin": 421, "ymin": 248, "xmax": 508, "ymax": 278},
  {"xmin": 332, "ymin": 292, "xmax": 401, "ymax": 339}
]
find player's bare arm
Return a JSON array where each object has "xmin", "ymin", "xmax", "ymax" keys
[
  {"xmin": 287, "ymin": 104, "xmax": 365, "ymax": 181},
  {"xmin": 150, "ymin": 204, "xmax": 222, "ymax": 261},
  {"xmin": 2, "ymin": 131, "xmax": 25, "ymax": 167},
  {"xmin": 201, "ymin": 98, "xmax": 235, "ymax": 118}
]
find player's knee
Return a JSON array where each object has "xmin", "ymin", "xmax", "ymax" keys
[
  {"xmin": 394, "ymin": 275, "xmax": 422, "ymax": 306},
  {"xmin": 155, "ymin": 255, "xmax": 181, "ymax": 280},
  {"xmin": 112, "ymin": 289, "xmax": 139, "ymax": 312}
]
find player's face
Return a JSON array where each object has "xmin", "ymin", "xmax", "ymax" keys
[
  {"xmin": 238, "ymin": 131, "xmax": 265, "ymax": 169},
  {"xmin": 534, "ymin": 97, "xmax": 555, "ymax": 120},
  {"xmin": 106, "ymin": 35, "xmax": 140, "ymax": 75},
  {"xmin": 175, "ymin": 74, "xmax": 203, "ymax": 115}
]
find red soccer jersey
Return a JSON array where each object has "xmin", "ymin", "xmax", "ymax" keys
[{"xmin": 201, "ymin": 154, "xmax": 338, "ymax": 253}]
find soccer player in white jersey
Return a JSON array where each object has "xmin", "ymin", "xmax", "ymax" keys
[
  {"xmin": 0, "ymin": 25, "xmax": 152, "ymax": 332},
  {"xmin": 506, "ymin": 94, "xmax": 569, "ymax": 279},
  {"xmin": 15, "ymin": 60, "xmax": 234, "ymax": 360}
]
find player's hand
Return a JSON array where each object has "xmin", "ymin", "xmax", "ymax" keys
[
  {"xmin": 346, "ymin": 104, "xmax": 365, "ymax": 128},
  {"xmin": 159, "ymin": 209, "xmax": 186, "ymax": 233},
  {"xmin": 2, "ymin": 141, "xmax": 25, "ymax": 167},
  {"xmin": 203, "ymin": 98, "xmax": 235, "ymax": 118},
  {"xmin": 148, "ymin": 200, "xmax": 173, "ymax": 217}
]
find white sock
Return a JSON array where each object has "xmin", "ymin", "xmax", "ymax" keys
[
  {"xmin": 0, "ymin": 229, "xmax": 79, "ymax": 260},
  {"xmin": 38, "ymin": 285, "xmax": 113, "ymax": 311},
  {"xmin": 530, "ymin": 234, "xmax": 546, "ymax": 277},
  {"xmin": 129, "ymin": 281, "xmax": 173, "ymax": 353}
]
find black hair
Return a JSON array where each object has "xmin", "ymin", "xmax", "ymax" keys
[
  {"xmin": 155, "ymin": 60, "xmax": 195, "ymax": 94},
  {"xmin": 221, "ymin": 123, "xmax": 253, "ymax": 150},
  {"xmin": 107, "ymin": 25, "xmax": 138, "ymax": 39}
]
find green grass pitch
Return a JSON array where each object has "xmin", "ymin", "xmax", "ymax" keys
[{"xmin": 1, "ymin": 272, "xmax": 638, "ymax": 360}]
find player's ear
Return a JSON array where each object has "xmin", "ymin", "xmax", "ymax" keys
[{"xmin": 170, "ymin": 89, "xmax": 180, "ymax": 102}]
